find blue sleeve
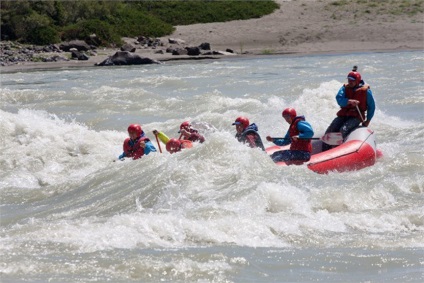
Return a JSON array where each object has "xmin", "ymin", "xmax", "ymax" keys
[
  {"xmin": 144, "ymin": 141, "xmax": 157, "ymax": 155},
  {"xmin": 118, "ymin": 152, "xmax": 126, "ymax": 160},
  {"xmin": 366, "ymin": 88, "xmax": 375, "ymax": 121},
  {"xmin": 273, "ymin": 131, "xmax": 291, "ymax": 146},
  {"xmin": 297, "ymin": 121, "xmax": 314, "ymax": 139},
  {"xmin": 336, "ymin": 85, "xmax": 349, "ymax": 107}
]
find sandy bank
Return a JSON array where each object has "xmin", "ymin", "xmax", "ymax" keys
[{"xmin": 1, "ymin": 0, "xmax": 422, "ymax": 74}]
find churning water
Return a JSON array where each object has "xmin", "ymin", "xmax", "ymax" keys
[{"xmin": 1, "ymin": 51, "xmax": 423, "ymax": 282}]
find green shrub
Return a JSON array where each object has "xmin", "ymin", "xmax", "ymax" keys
[
  {"xmin": 1, "ymin": 0, "xmax": 279, "ymax": 46},
  {"xmin": 61, "ymin": 19, "xmax": 122, "ymax": 47},
  {"xmin": 27, "ymin": 26, "xmax": 60, "ymax": 45},
  {"xmin": 112, "ymin": 6, "xmax": 174, "ymax": 37},
  {"xmin": 330, "ymin": 1, "xmax": 348, "ymax": 6},
  {"xmin": 134, "ymin": 0, "xmax": 279, "ymax": 25}
]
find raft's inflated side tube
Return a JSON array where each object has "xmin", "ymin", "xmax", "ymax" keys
[
  {"xmin": 307, "ymin": 127, "xmax": 377, "ymax": 174},
  {"xmin": 265, "ymin": 127, "xmax": 380, "ymax": 174}
]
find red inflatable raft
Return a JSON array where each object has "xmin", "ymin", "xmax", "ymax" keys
[{"xmin": 266, "ymin": 127, "xmax": 383, "ymax": 174}]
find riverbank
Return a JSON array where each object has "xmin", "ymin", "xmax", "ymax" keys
[{"xmin": 1, "ymin": 0, "xmax": 422, "ymax": 74}]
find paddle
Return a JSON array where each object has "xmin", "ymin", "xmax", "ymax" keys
[
  {"xmin": 269, "ymin": 132, "xmax": 343, "ymax": 146},
  {"xmin": 356, "ymin": 105, "xmax": 365, "ymax": 122},
  {"xmin": 153, "ymin": 131, "xmax": 162, "ymax": 153}
]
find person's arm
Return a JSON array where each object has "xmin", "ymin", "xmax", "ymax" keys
[
  {"xmin": 269, "ymin": 131, "xmax": 291, "ymax": 146},
  {"xmin": 363, "ymin": 89, "xmax": 375, "ymax": 126},
  {"xmin": 131, "ymin": 142, "xmax": 145, "ymax": 160},
  {"xmin": 336, "ymin": 86, "xmax": 349, "ymax": 107},
  {"xmin": 336, "ymin": 86, "xmax": 358, "ymax": 107},
  {"xmin": 132, "ymin": 140, "xmax": 155, "ymax": 160},
  {"xmin": 180, "ymin": 129, "xmax": 191, "ymax": 140},
  {"xmin": 143, "ymin": 140, "xmax": 157, "ymax": 155},
  {"xmin": 297, "ymin": 121, "xmax": 314, "ymax": 139}
]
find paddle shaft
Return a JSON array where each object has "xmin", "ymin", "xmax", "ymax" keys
[
  {"xmin": 270, "ymin": 137, "xmax": 319, "ymax": 140},
  {"xmin": 356, "ymin": 105, "xmax": 365, "ymax": 122},
  {"xmin": 269, "ymin": 132, "xmax": 343, "ymax": 146},
  {"xmin": 154, "ymin": 134, "xmax": 162, "ymax": 153}
]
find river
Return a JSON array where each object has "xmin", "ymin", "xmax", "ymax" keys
[{"xmin": 1, "ymin": 51, "xmax": 423, "ymax": 282}]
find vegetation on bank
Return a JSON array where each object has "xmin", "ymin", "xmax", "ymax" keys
[{"xmin": 0, "ymin": 0, "xmax": 279, "ymax": 46}]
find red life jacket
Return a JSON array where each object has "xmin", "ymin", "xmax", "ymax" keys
[
  {"xmin": 289, "ymin": 117, "xmax": 312, "ymax": 153},
  {"xmin": 181, "ymin": 140, "xmax": 193, "ymax": 149},
  {"xmin": 123, "ymin": 136, "xmax": 149, "ymax": 160},
  {"xmin": 337, "ymin": 83, "xmax": 369, "ymax": 120},
  {"xmin": 236, "ymin": 129, "xmax": 265, "ymax": 151}
]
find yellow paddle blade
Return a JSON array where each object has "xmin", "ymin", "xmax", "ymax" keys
[{"xmin": 157, "ymin": 131, "xmax": 170, "ymax": 144}]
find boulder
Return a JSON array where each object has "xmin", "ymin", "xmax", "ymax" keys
[
  {"xmin": 199, "ymin": 42, "xmax": 211, "ymax": 50},
  {"xmin": 95, "ymin": 51, "xmax": 160, "ymax": 66},
  {"xmin": 172, "ymin": 48, "xmax": 188, "ymax": 56},
  {"xmin": 71, "ymin": 50, "xmax": 89, "ymax": 60},
  {"xmin": 59, "ymin": 40, "xmax": 91, "ymax": 52},
  {"xmin": 166, "ymin": 47, "xmax": 175, "ymax": 53},
  {"xmin": 186, "ymin": 47, "xmax": 201, "ymax": 56},
  {"xmin": 120, "ymin": 43, "xmax": 136, "ymax": 52},
  {"xmin": 168, "ymin": 38, "xmax": 185, "ymax": 45}
]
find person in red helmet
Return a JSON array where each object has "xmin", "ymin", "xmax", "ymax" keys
[
  {"xmin": 118, "ymin": 124, "xmax": 156, "ymax": 160},
  {"xmin": 322, "ymin": 66, "xmax": 376, "ymax": 152},
  {"xmin": 166, "ymin": 138, "xmax": 181, "ymax": 154},
  {"xmin": 152, "ymin": 129, "xmax": 193, "ymax": 154},
  {"xmin": 266, "ymin": 108, "xmax": 314, "ymax": 164},
  {"xmin": 232, "ymin": 116, "xmax": 265, "ymax": 150},
  {"xmin": 178, "ymin": 121, "xmax": 205, "ymax": 143},
  {"xmin": 165, "ymin": 138, "xmax": 193, "ymax": 154}
]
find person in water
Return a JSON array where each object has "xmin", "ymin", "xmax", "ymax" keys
[
  {"xmin": 165, "ymin": 138, "xmax": 193, "ymax": 154},
  {"xmin": 322, "ymin": 66, "xmax": 376, "ymax": 152},
  {"xmin": 178, "ymin": 121, "xmax": 205, "ymax": 143},
  {"xmin": 266, "ymin": 108, "xmax": 314, "ymax": 164},
  {"xmin": 152, "ymin": 130, "xmax": 193, "ymax": 154},
  {"xmin": 118, "ymin": 124, "xmax": 156, "ymax": 160},
  {"xmin": 232, "ymin": 116, "xmax": 265, "ymax": 150}
]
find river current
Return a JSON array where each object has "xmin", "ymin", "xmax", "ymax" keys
[{"xmin": 1, "ymin": 51, "xmax": 423, "ymax": 282}]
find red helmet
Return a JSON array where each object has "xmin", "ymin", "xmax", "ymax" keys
[
  {"xmin": 166, "ymin": 138, "xmax": 181, "ymax": 153},
  {"xmin": 347, "ymin": 71, "xmax": 361, "ymax": 85},
  {"xmin": 282, "ymin": 108, "xmax": 296, "ymax": 119},
  {"xmin": 178, "ymin": 121, "xmax": 191, "ymax": 133},
  {"xmin": 232, "ymin": 116, "xmax": 249, "ymax": 129},
  {"xmin": 128, "ymin": 124, "xmax": 142, "ymax": 136}
]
